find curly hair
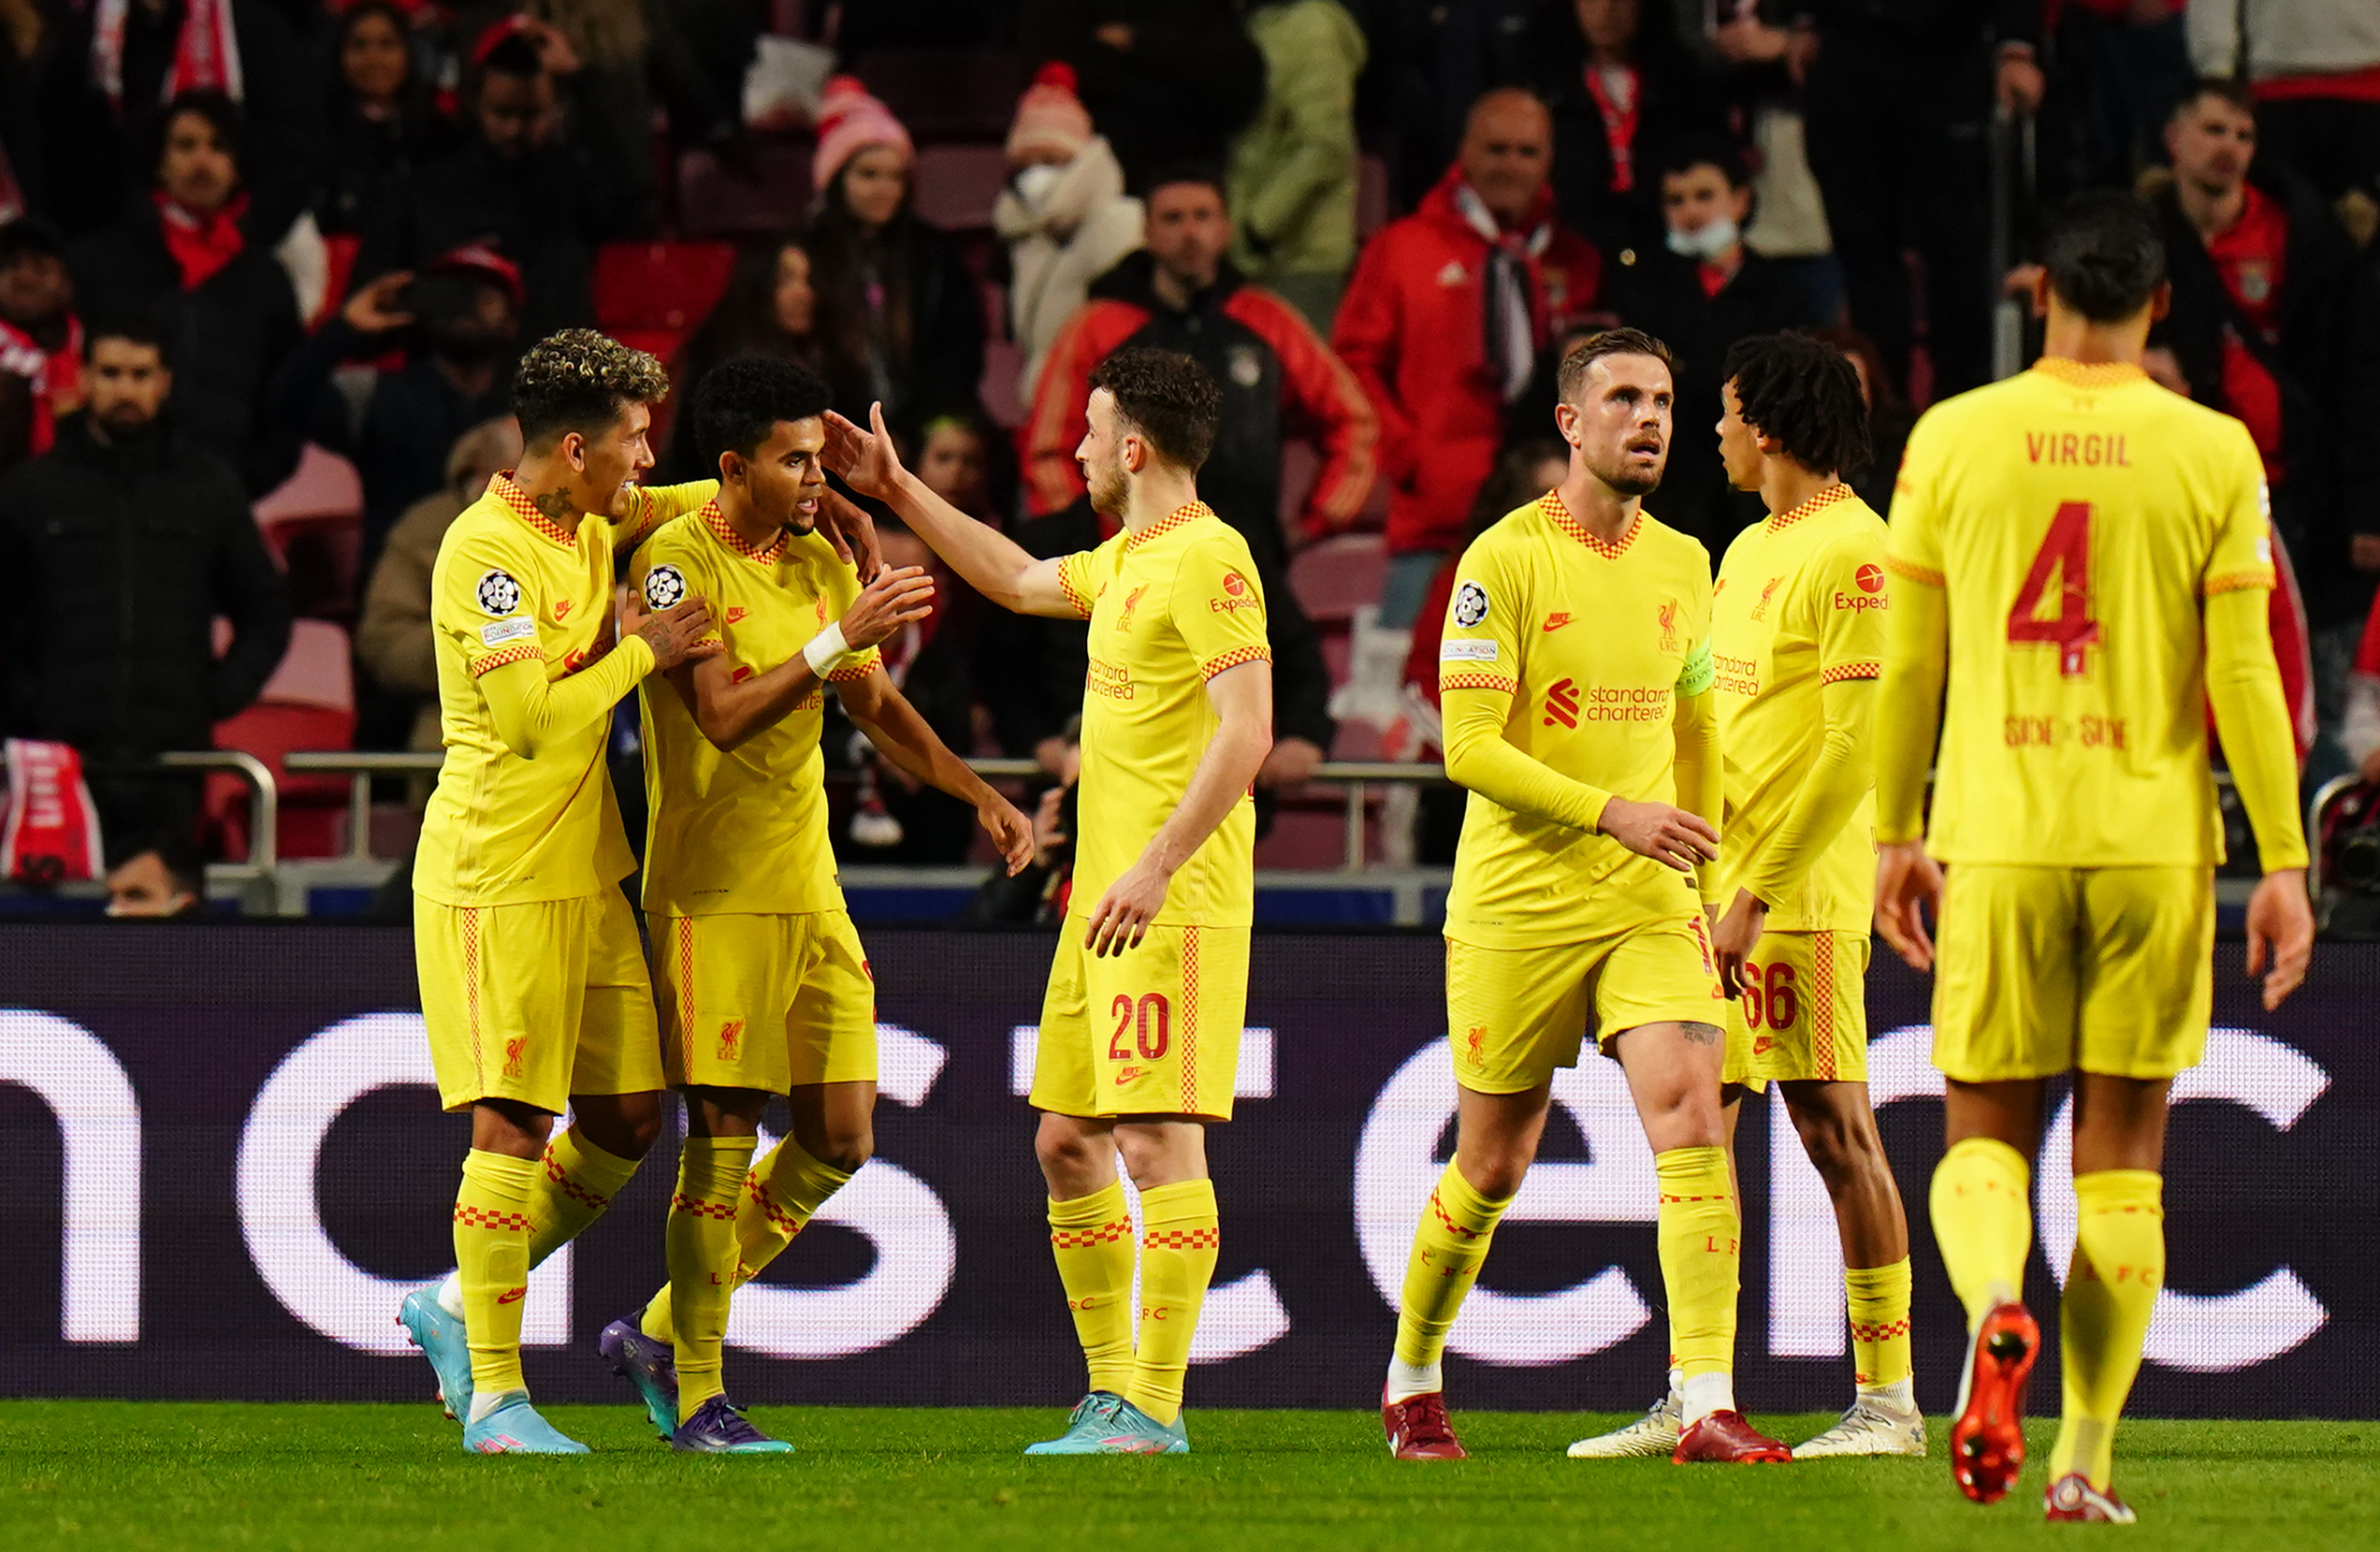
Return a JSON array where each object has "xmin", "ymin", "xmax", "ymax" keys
[
  {"xmin": 1089, "ymin": 347, "xmax": 1222, "ymax": 473},
  {"xmin": 1722, "ymin": 332, "xmax": 1874, "ymax": 476},
  {"xmin": 689, "ymin": 355, "xmax": 833, "ymax": 466},
  {"xmin": 513, "ymin": 328, "xmax": 671, "ymax": 448},
  {"xmin": 1556, "ymin": 327, "xmax": 1677, "ymax": 405}
]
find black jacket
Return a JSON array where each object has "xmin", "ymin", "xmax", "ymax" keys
[
  {"xmin": 2153, "ymin": 178, "xmax": 2380, "ymax": 628},
  {"xmin": 982, "ymin": 498, "xmax": 1336, "ymax": 762},
  {"xmin": 1534, "ymin": 21, "xmax": 1727, "ymax": 260},
  {"xmin": 1023, "ymin": 0, "xmax": 1267, "ymax": 189},
  {"xmin": 67, "ymin": 197, "xmax": 305, "ymax": 496},
  {"xmin": 0, "ymin": 414, "xmax": 291, "ymax": 758}
]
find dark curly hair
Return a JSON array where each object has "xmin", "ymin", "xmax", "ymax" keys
[
  {"xmin": 1556, "ymin": 327, "xmax": 1677, "ymax": 405},
  {"xmin": 1089, "ymin": 348, "xmax": 1222, "ymax": 473},
  {"xmin": 689, "ymin": 355, "xmax": 834, "ymax": 467},
  {"xmin": 2040, "ymin": 190, "xmax": 2166, "ymax": 325},
  {"xmin": 1722, "ymin": 332, "xmax": 1874, "ymax": 476},
  {"xmin": 513, "ymin": 328, "xmax": 671, "ymax": 448}
]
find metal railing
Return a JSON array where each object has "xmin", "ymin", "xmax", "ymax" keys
[{"xmin": 282, "ymin": 751, "xmax": 1454, "ymax": 875}]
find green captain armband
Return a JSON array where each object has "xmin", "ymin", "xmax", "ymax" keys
[{"xmin": 1676, "ymin": 637, "xmax": 1716, "ymax": 697}]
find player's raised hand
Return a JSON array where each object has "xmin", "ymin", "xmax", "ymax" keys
[
  {"xmin": 979, "ymin": 793, "xmax": 1037, "ymax": 877},
  {"xmin": 1711, "ymin": 889, "xmax": 1766, "ymax": 999},
  {"xmin": 817, "ymin": 487, "xmax": 884, "ymax": 580},
  {"xmin": 1599, "ymin": 797, "xmax": 1719, "ymax": 874},
  {"xmin": 1084, "ymin": 852, "xmax": 1172, "ymax": 957},
  {"xmin": 820, "ymin": 401, "xmax": 908, "ymax": 500},
  {"xmin": 1874, "ymin": 841, "xmax": 1944, "ymax": 972},
  {"xmin": 2244, "ymin": 868, "xmax": 2314, "ymax": 1011},
  {"xmin": 623, "ymin": 587, "xmax": 720, "ymax": 671},
  {"xmin": 838, "ymin": 565, "xmax": 935, "ymax": 651}
]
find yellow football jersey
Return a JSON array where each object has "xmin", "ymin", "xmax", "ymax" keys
[
  {"xmin": 1053, "ymin": 502, "xmax": 1269, "ymax": 929},
  {"xmin": 632, "ymin": 502, "xmax": 881, "ymax": 917},
  {"xmin": 1883, "ymin": 358, "xmax": 2279, "ymax": 867},
  {"xmin": 1711, "ymin": 485, "xmax": 1888, "ymax": 933},
  {"xmin": 415, "ymin": 474, "xmax": 714, "ymax": 906},
  {"xmin": 1438, "ymin": 493, "xmax": 1715, "ymax": 948}
]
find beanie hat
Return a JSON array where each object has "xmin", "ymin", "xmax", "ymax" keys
[
  {"xmin": 1006, "ymin": 62, "xmax": 1094, "ymax": 167},
  {"xmin": 813, "ymin": 75, "xmax": 914, "ymax": 194}
]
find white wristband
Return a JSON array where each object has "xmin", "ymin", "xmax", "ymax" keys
[{"xmin": 803, "ymin": 622, "xmax": 853, "ymax": 678}]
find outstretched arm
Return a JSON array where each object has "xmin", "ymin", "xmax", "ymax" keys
[{"xmin": 823, "ymin": 404, "xmax": 1080, "ymax": 617}]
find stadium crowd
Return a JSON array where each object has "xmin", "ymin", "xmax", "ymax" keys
[{"xmin": 0, "ymin": 0, "xmax": 2375, "ymax": 908}]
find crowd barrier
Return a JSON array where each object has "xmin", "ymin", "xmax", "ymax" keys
[{"xmin": 2, "ymin": 922, "xmax": 2372, "ymax": 1414}]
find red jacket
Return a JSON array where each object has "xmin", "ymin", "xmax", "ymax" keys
[
  {"xmin": 1333, "ymin": 167, "xmax": 1601, "ymax": 555},
  {"xmin": 1022, "ymin": 253, "xmax": 1376, "ymax": 541}
]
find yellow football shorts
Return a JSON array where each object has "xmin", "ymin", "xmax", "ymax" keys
[
  {"xmin": 1031, "ymin": 919, "xmax": 1248, "ymax": 1122},
  {"xmin": 1444, "ymin": 915, "xmax": 1727, "ymax": 1094},
  {"xmin": 654, "ymin": 910, "xmax": 878, "ymax": 1093},
  {"xmin": 1932, "ymin": 863, "xmax": 2214, "ymax": 1082},
  {"xmin": 414, "ymin": 886, "xmax": 664, "ymax": 1113},
  {"xmin": 1722, "ymin": 928, "xmax": 1871, "ymax": 1088}
]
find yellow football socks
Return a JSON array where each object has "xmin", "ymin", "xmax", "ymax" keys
[
  {"xmin": 2052, "ymin": 1169, "xmax": 2164, "ymax": 1490},
  {"xmin": 1655, "ymin": 1146, "xmax": 1742, "ymax": 1390},
  {"xmin": 1391, "ymin": 1162, "xmax": 1511, "ymax": 1377},
  {"xmin": 1845, "ymin": 1257, "xmax": 1915, "ymax": 1392},
  {"xmin": 1047, "ymin": 1180, "xmax": 1138, "ymax": 1398},
  {"xmin": 640, "ymin": 1138, "xmax": 854, "ymax": 1343},
  {"xmin": 525, "ymin": 1127, "xmax": 641, "ymax": 1268},
  {"xmin": 453, "ymin": 1149, "xmax": 539, "ymax": 1401},
  {"xmin": 663, "ymin": 1136, "xmax": 754, "ymax": 1414},
  {"xmin": 1929, "ymin": 1136, "xmax": 2033, "ymax": 1329},
  {"xmin": 1125, "ymin": 1180, "xmax": 1220, "ymax": 1427}
]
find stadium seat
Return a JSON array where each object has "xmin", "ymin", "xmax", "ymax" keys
[
  {"xmin": 254, "ymin": 443, "xmax": 363, "ymax": 529},
  {"xmin": 253, "ymin": 444, "xmax": 365, "ymax": 618},
  {"xmin": 593, "ymin": 241, "xmax": 738, "ymax": 349},
  {"xmin": 853, "ymin": 47, "xmax": 1028, "ymax": 143},
  {"xmin": 678, "ymin": 139, "xmax": 813, "ymax": 238},
  {"xmin": 1289, "ymin": 532, "xmax": 1389, "ymax": 625},
  {"xmin": 1357, "ymin": 154, "xmax": 1390, "ymax": 239},
  {"xmin": 980, "ymin": 339, "xmax": 1024, "ymax": 428},
  {"xmin": 207, "ymin": 619, "xmax": 358, "ymax": 861},
  {"xmin": 912, "ymin": 144, "xmax": 1009, "ymax": 232}
]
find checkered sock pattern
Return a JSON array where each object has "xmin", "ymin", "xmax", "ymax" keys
[
  {"xmin": 1928, "ymin": 1136, "xmax": 2034, "ymax": 1332},
  {"xmin": 1846, "ymin": 1256, "xmax": 1915, "ymax": 1391},
  {"xmin": 454, "ymin": 1148, "xmax": 541, "ymax": 1401},
  {"xmin": 525, "ymin": 1127, "xmax": 642, "ymax": 1269},
  {"xmin": 664, "ymin": 1136, "xmax": 755, "ymax": 1414},
  {"xmin": 1392, "ymin": 1160, "xmax": 1512, "ymax": 1372},
  {"xmin": 639, "ymin": 1138, "xmax": 854, "ymax": 1344},
  {"xmin": 1125, "ymin": 1179, "xmax": 1221, "ymax": 1427},
  {"xmin": 1655, "ymin": 1146, "xmax": 1742, "ymax": 1385},
  {"xmin": 2052, "ymin": 1170, "xmax": 2163, "ymax": 1491},
  {"xmin": 1048, "ymin": 1180, "xmax": 1138, "ymax": 1399}
]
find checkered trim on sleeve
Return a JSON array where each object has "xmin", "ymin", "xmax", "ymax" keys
[
  {"xmin": 469, "ymin": 644, "xmax": 546, "ymax": 677},
  {"xmin": 1057, "ymin": 555, "xmax": 1096, "ymax": 618},
  {"xmin": 827, "ymin": 652, "xmax": 879, "ymax": 682},
  {"xmin": 1200, "ymin": 645, "xmax": 1271, "ymax": 680},
  {"xmin": 1051, "ymin": 1216, "xmax": 1135, "ymax": 1250},
  {"xmin": 1820, "ymin": 660, "xmax": 1882, "ymax": 684},
  {"xmin": 1885, "ymin": 555, "xmax": 1944, "ymax": 587},
  {"xmin": 1439, "ymin": 669, "xmax": 1518, "ymax": 695},
  {"xmin": 2204, "ymin": 567, "xmax": 2276, "ymax": 596}
]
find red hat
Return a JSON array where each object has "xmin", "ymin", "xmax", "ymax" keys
[
  {"xmin": 428, "ymin": 243, "xmax": 525, "ymax": 308},
  {"xmin": 1006, "ymin": 62, "xmax": 1094, "ymax": 167}
]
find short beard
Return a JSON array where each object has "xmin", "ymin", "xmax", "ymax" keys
[
  {"xmin": 1586, "ymin": 451, "xmax": 1664, "ymax": 498},
  {"xmin": 1086, "ymin": 461, "xmax": 1129, "ymax": 517}
]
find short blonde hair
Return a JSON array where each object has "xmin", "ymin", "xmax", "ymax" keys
[{"xmin": 513, "ymin": 328, "xmax": 670, "ymax": 447}]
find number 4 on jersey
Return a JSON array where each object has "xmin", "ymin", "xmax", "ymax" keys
[{"xmin": 2008, "ymin": 500, "xmax": 2100, "ymax": 676}]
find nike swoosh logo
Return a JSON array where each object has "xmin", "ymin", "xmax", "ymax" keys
[{"xmin": 496, "ymin": 1286, "xmax": 529, "ymax": 1305}]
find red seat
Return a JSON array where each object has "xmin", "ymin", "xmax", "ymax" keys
[
  {"xmin": 207, "ymin": 621, "xmax": 357, "ymax": 860},
  {"xmin": 677, "ymin": 141, "xmax": 813, "ymax": 238},
  {"xmin": 1290, "ymin": 533, "xmax": 1389, "ymax": 625},
  {"xmin": 593, "ymin": 241, "xmax": 738, "ymax": 338},
  {"xmin": 912, "ymin": 143, "xmax": 1009, "ymax": 231}
]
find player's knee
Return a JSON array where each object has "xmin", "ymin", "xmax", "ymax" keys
[
  {"xmin": 1787, "ymin": 1100, "xmax": 1881, "ymax": 1188},
  {"xmin": 813, "ymin": 1126, "xmax": 873, "ymax": 1175},
  {"xmin": 1034, "ymin": 1115, "xmax": 1106, "ymax": 1185}
]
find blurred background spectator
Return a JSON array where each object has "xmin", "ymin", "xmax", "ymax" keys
[
  {"xmin": 0, "ymin": 214, "xmax": 82, "ymax": 474},
  {"xmin": 355, "ymin": 414, "xmax": 522, "ymax": 768},
  {"xmin": 1538, "ymin": 0, "xmax": 1723, "ymax": 259},
  {"xmin": 994, "ymin": 63, "xmax": 1141, "ymax": 401},
  {"xmin": 0, "ymin": 314, "xmax": 289, "ymax": 865},
  {"xmin": 312, "ymin": 0, "xmax": 461, "ymax": 239},
  {"xmin": 1227, "ymin": 0, "xmax": 1366, "ymax": 333},
  {"xmin": 1020, "ymin": 0, "xmax": 1264, "ymax": 191},
  {"xmin": 664, "ymin": 234, "xmax": 827, "ymax": 477},
  {"xmin": 104, "ymin": 834, "xmax": 209, "ymax": 917},
  {"xmin": 804, "ymin": 74, "xmax": 983, "ymax": 437},
  {"xmin": 67, "ymin": 91, "xmax": 303, "ymax": 495},
  {"xmin": 2190, "ymin": 0, "xmax": 2380, "ymax": 212}
]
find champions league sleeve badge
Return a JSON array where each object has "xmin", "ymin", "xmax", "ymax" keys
[
  {"xmin": 1453, "ymin": 580, "xmax": 1489, "ymax": 629},
  {"xmin": 475, "ymin": 569, "xmax": 523, "ymax": 616},
  {"xmin": 643, "ymin": 564, "xmax": 688, "ymax": 610}
]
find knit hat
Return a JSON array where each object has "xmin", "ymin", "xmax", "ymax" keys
[
  {"xmin": 813, "ymin": 75, "xmax": 913, "ymax": 193},
  {"xmin": 1006, "ymin": 62, "xmax": 1094, "ymax": 167}
]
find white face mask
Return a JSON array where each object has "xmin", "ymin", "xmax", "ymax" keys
[
  {"xmin": 1666, "ymin": 214, "xmax": 1740, "ymax": 261},
  {"xmin": 1013, "ymin": 163, "xmax": 1065, "ymax": 207}
]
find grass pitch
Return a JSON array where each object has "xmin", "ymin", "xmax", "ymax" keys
[{"xmin": 2, "ymin": 1403, "xmax": 2373, "ymax": 1551}]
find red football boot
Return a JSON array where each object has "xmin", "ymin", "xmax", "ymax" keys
[
  {"xmin": 1672, "ymin": 1410, "xmax": 1792, "ymax": 1463},
  {"xmin": 1382, "ymin": 1385, "xmax": 1468, "ymax": 1459},
  {"xmin": 1951, "ymin": 1300, "xmax": 2039, "ymax": 1504},
  {"xmin": 2044, "ymin": 1473, "xmax": 2137, "ymax": 1524}
]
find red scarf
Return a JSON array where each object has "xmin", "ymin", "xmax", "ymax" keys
[
  {"xmin": 0, "ymin": 314, "xmax": 81, "ymax": 457},
  {"xmin": 2, "ymin": 740, "xmax": 105, "ymax": 886},
  {"xmin": 154, "ymin": 189, "xmax": 248, "ymax": 291},
  {"xmin": 1584, "ymin": 64, "xmax": 1641, "ymax": 195},
  {"xmin": 92, "ymin": 0, "xmax": 245, "ymax": 109}
]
